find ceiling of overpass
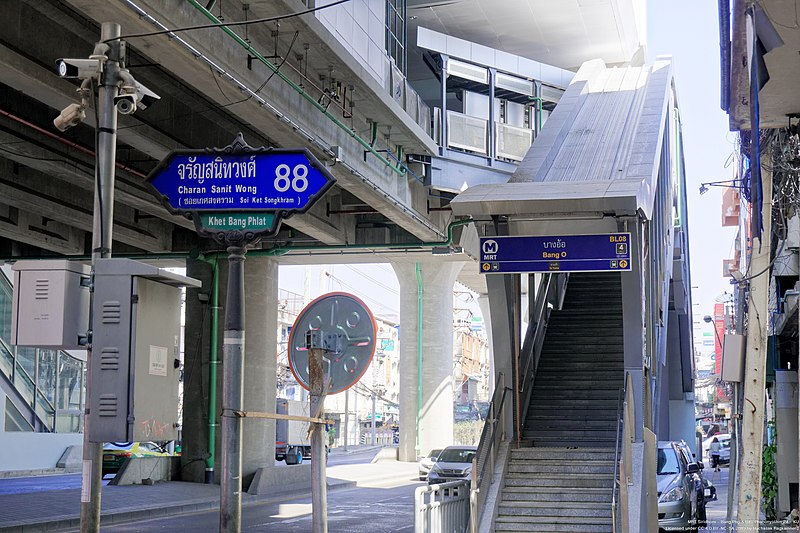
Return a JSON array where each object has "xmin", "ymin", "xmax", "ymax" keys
[
  {"xmin": 0, "ymin": 0, "xmax": 447, "ymax": 262},
  {"xmin": 407, "ymin": 0, "xmax": 646, "ymax": 70},
  {"xmin": 0, "ymin": 0, "xmax": 643, "ymax": 296}
]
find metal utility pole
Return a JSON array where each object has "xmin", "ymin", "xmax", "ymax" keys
[
  {"xmin": 220, "ymin": 243, "xmax": 246, "ymax": 533},
  {"xmin": 308, "ymin": 345, "xmax": 328, "ymax": 533},
  {"xmin": 371, "ymin": 389, "xmax": 377, "ymax": 445},
  {"xmin": 737, "ymin": 164, "xmax": 773, "ymax": 523},
  {"xmin": 343, "ymin": 389, "xmax": 349, "ymax": 451},
  {"xmin": 81, "ymin": 22, "xmax": 120, "ymax": 533}
]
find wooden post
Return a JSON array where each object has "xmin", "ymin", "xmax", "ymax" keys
[
  {"xmin": 737, "ymin": 160, "xmax": 773, "ymax": 523},
  {"xmin": 309, "ymin": 346, "xmax": 328, "ymax": 533}
]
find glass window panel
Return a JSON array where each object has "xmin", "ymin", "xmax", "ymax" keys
[
  {"xmin": 385, "ymin": 0, "xmax": 406, "ymax": 73},
  {"xmin": 0, "ymin": 272, "xmax": 12, "ymax": 342},
  {"xmin": 16, "ymin": 347, "xmax": 36, "ymax": 380},
  {"xmin": 0, "ymin": 342, "xmax": 13, "ymax": 378},
  {"xmin": 35, "ymin": 389, "xmax": 54, "ymax": 431},
  {"xmin": 38, "ymin": 349, "xmax": 57, "ymax": 405},
  {"xmin": 14, "ymin": 361, "xmax": 35, "ymax": 404},
  {"xmin": 55, "ymin": 412, "xmax": 82, "ymax": 433},
  {"xmin": 5, "ymin": 398, "xmax": 33, "ymax": 432},
  {"xmin": 58, "ymin": 354, "xmax": 83, "ymax": 411}
]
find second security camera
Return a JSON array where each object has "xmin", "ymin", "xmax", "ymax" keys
[
  {"xmin": 55, "ymin": 58, "xmax": 100, "ymax": 79},
  {"xmin": 113, "ymin": 80, "xmax": 160, "ymax": 115}
]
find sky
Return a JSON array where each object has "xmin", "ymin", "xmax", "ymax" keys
[
  {"xmin": 647, "ymin": 0, "xmax": 739, "ymax": 353},
  {"xmin": 280, "ymin": 1, "xmax": 738, "ymax": 353}
]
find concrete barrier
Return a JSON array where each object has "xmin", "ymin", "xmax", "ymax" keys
[
  {"xmin": 371, "ymin": 446, "xmax": 399, "ymax": 463},
  {"xmin": 56, "ymin": 445, "xmax": 83, "ymax": 472},
  {"xmin": 109, "ymin": 456, "xmax": 179, "ymax": 486},
  {"xmin": 248, "ymin": 464, "xmax": 312, "ymax": 495}
]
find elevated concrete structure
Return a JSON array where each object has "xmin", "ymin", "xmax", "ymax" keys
[
  {"xmin": 0, "ymin": 0, "xmax": 647, "ymax": 479},
  {"xmin": 453, "ymin": 57, "xmax": 695, "ymax": 529}
]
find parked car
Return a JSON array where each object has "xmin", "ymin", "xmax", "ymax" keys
[
  {"xmin": 102, "ymin": 442, "xmax": 169, "ymax": 476},
  {"xmin": 418, "ymin": 448, "xmax": 443, "ymax": 481},
  {"xmin": 657, "ymin": 441, "xmax": 700, "ymax": 532},
  {"xmin": 426, "ymin": 446, "xmax": 477, "ymax": 485},
  {"xmin": 702, "ymin": 433, "xmax": 731, "ymax": 465},
  {"xmin": 675, "ymin": 440, "xmax": 709, "ymax": 526}
]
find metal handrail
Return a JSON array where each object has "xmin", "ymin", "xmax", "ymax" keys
[
  {"xmin": 611, "ymin": 373, "xmax": 628, "ymax": 532},
  {"xmin": 471, "ymin": 372, "xmax": 509, "ymax": 526},
  {"xmin": 518, "ymin": 273, "xmax": 568, "ymax": 424}
]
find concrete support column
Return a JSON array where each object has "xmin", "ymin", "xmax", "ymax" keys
[
  {"xmin": 621, "ymin": 221, "xmax": 646, "ymax": 442},
  {"xmin": 235, "ymin": 256, "xmax": 278, "ymax": 489},
  {"xmin": 393, "ymin": 260, "xmax": 463, "ymax": 462},
  {"xmin": 181, "ymin": 256, "xmax": 278, "ymax": 486},
  {"xmin": 183, "ymin": 259, "xmax": 214, "ymax": 483},
  {"xmin": 477, "ymin": 295, "xmax": 494, "ymax": 398}
]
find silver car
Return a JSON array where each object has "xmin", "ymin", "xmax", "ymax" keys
[
  {"xmin": 657, "ymin": 441, "xmax": 700, "ymax": 532},
  {"xmin": 426, "ymin": 446, "xmax": 477, "ymax": 485},
  {"xmin": 418, "ymin": 448, "xmax": 443, "ymax": 481}
]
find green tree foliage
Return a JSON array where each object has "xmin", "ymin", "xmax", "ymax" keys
[{"xmin": 762, "ymin": 419, "xmax": 778, "ymax": 521}]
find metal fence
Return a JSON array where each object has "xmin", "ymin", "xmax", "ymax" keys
[{"xmin": 414, "ymin": 480, "xmax": 471, "ymax": 533}]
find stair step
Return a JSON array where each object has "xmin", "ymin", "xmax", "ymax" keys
[
  {"xmin": 507, "ymin": 462, "xmax": 614, "ymax": 475},
  {"xmin": 540, "ymin": 347, "xmax": 623, "ymax": 355},
  {"xmin": 510, "ymin": 447, "xmax": 615, "ymax": 459},
  {"xmin": 527, "ymin": 400, "xmax": 619, "ymax": 409},
  {"xmin": 524, "ymin": 430, "xmax": 617, "ymax": 439},
  {"xmin": 504, "ymin": 473, "xmax": 614, "ymax": 489},
  {"xmin": 529, "ymin": 439, "xmax": 617, "ymax": 448},
  {"xmin": 525, "ymin": 419, "xmax": 617, "ymax": 430},
  {"xmin": 542, "ymin": 342, "xmax": 623, "ymax": 349},
  {"xmin": 502, "ymin": 486, "xmax": 612, "ymax": 503},
  {"xmin": 528, "ymin": 405, "xmax": 618, "ymax": 414},
  {"xmin": 532, "ymin": 381, "xmax": 621, "ymax": 389},
  {"xmin": 535, "ymin": 360, "xmax": 623, "ymax": 367},
  {"xmin": 532, "ymin": 390, "xmax": 620, "ymax": 400},
  {"xmin": 494, "ymin": 517, "xmax": 612, "ymax": 532},
  {"xmin": 498, "ymin": 501, "xmax": 612, "ymax": 518}
]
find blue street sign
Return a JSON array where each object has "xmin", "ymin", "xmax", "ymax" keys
[
  {"xmin": 148, "ymin": 149, "xmax": 334, "ymax": 213},
  {"xmin": 479, "ymin": 233, "xmax": 632, "ymax": 274},
  {"xmin": 146, "ymin": 134, "xmax": 336, "ymax": 243}
]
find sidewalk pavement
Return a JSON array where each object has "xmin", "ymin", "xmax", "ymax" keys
[{"xmin": 0, "ymin": 447, "xmax": 416, "ymax": 533}]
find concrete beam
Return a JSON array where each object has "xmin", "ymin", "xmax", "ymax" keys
[
  {"xmin": 0, "ymin": 37, "xmax": 353, "ymax": 246},
  {"xmin": 0, "ymin": 128, "xmax": 195, "ymax": 232},
  {"xmin": 62, "ymin": 0, "xmax": 446, "ymax": 242},
  {"xmin": 0, "ymin": 164, "xmax": 171, "ymax": 252},
  {"xmin": 0, "ymin": 208, "xmax": 83, "ymax": 255}
]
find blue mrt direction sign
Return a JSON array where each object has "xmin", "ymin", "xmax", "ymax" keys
[
  {"xmin": 479, "ymin": 233, "xmax": 632, "ymax": 274},
  {"xmin": 148, "ymin": 149, "xmax": 334, "ymax": 213}
]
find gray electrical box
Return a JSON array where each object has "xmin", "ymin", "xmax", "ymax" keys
[
  {"xmin": 11, "ymin": 260, "xmax": 91, "ymax": 350},
  {"xmin": 721, "ymin": 334, "xmax": 745, "ymax": 382},
  {"xmin": 88, "ymin": 258, "xmax": 201, "ymax": 444}
]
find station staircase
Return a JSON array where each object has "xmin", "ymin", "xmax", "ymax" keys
[{"xmin": 494, "ymin": 273, "xmax": 623, "ymax": 532}]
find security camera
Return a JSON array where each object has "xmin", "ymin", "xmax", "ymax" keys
[
  {"xmin": 55, "ymin": 58, "xmax": 100, "ymax": 79},
  {"xmin": 53, "ymin": 103, "xmax": 86, "ymax": 131},
  {"xmin": 114, "ymin": 94, "xmax": 137, "ymax": 115},
  {"xmin": 114, "ymin": 71, "xmax": 160, "ymax": 115},
  {"xmin": 135, "ymin": 83, "xmax": 160, "ymax": 110}
]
